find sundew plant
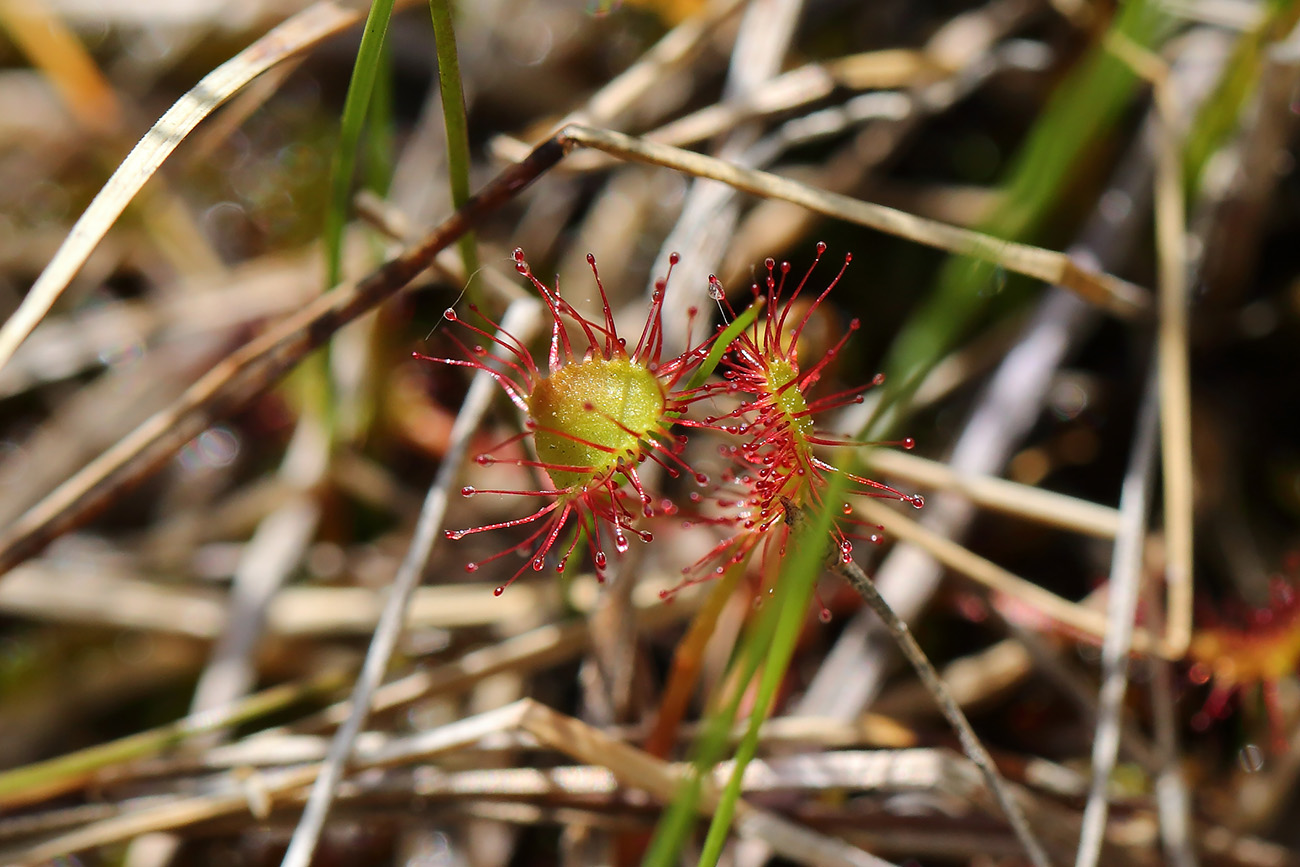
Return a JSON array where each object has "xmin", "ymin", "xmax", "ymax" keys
[{"xmin": 424, "ymin": 244, "xmax": 921, "ymax": 595}]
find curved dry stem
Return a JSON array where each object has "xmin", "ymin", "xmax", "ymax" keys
[{"xmin": 0, "ymin": 1, "xmax": 367, "ymax": 376}]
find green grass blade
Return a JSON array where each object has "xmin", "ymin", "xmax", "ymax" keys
[
  {"xmin": 429, "ymin": 0, "xmax": 480, "ymax": 283},
  {"xmin": 864, "ymin": 0, "xmax": 1170, "ymax": 439},
  {"xmin": 323, "ymin": 0, "xmax": 396, "ymax": 288},
  {"xmin": 642, "ymin": 557, "xmax": 770, "ymax": 867},
  {"xmin": 363, "ymin": 42, "xmax": 396, "ymax": 196},
  {"xmin": 1184, "ymin": 0, "xmax": 1300, "ymax": 190},
  {"xmin": 694, "ymin": 489, "xmax": 836, "ymax": 865}
]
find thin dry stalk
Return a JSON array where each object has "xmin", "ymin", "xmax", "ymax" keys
[
  {"xmin": 4, "ymin": 703, "xmax": 532, "ymax": 866},
  {"xmin": 861, "ymin": 449, "xmax": 1122, "ymax": 539},
  {"xmin": 853, "ymin": 496, "xmax": 1167, "ymax": 657},
  {"xmin": 514, "ymin": 701, "xmax": 899, "ymax": 867},
  {"xmin": 560, "ymin": 125, "xmax": 1151, "ymax": 320},
  {"xmin": 827, "ymin": 551, "xmax": 1053, "ymax": 867},
  {"xmin": 1075, "ymin": 364, "xmax": 1160, "ymax": 867},
  {"xmin": 278, "ymin": 300, "xmax": 542, "ymax": 867},
  {"xmin": 1142, "ymin": 573, "xmax": 1200, "ymax": 867},
  {"xmin": 1105, "ymin": 32, "xmax": 1196, "ymax": 657}
]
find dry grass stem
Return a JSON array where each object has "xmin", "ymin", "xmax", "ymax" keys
[
  {"xmin": 861, "ymin": 448, "xmax": 1122, "ymax": 539},
  {"xmin": 558, "ymin": 125, "xmax": 1151, "ymax": 319},
  {"xmin": 1075, "ymin": 365, "xmax": 1161, "ymax": 867},
  {"xmin": 827, "ymin": 550, "xmax": 1052, "ymax": 867},
  {"xmin": 854, "ymin": 496, "xmax": 1168, "ymax": 657},
  {"xmin": 0, "ymin": 1, "xmax": 366, "ymax": 375},
  {"xmin": 279, "ymin": 300, "xmax": 542, "ymax": 867}
]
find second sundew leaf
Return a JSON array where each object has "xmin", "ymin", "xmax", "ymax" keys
[{"xmin": 864, "ymin": 0, "xmax": 1172, "ymax": 440}]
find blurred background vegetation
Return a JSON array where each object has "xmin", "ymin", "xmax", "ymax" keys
[{"xmin": 3, "ymin": 0, "xmax": 1300, "ymax": 864}]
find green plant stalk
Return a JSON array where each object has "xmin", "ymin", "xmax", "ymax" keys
[
  {"xmin": 364, "ymin": 42, "xmax": 396, "ymax": 196},
  {"xmin": 1183, "ymin": 0, "xmax": 1300, "ymax": 190},
  {"xmin": 865, "ymin": 0, "xmax": 1170, "ymax": 440},
  {"xmin": 642, "ymin": 557, "xmax": 769, "ymax": 867},
  {"xmin": 429, "ymin": 0, "xmax": 480, "ymax": 284},
  {"xmin": 311, "ymin": 0, "xmax": 395, "ymax": 442},
  {"xmin": 694, "ymin": 494, "xmax": 834, "ymax": 866},
  {"xmin": 323, "ymin": 0, "xmax": 395, "ymax": 288},
  {"xmin": 0, "ymin": 669, "xmax": 349, "ymax": 808}
]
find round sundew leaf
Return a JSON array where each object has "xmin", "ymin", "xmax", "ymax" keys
[{"xmin": 528, "ymin": 356, "xmax": 667, "ymax": 491}]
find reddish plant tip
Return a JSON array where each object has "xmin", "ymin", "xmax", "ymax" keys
[{"xmin": 1186, "ymin": 569, "xmax": 1300, "ymax": 749}]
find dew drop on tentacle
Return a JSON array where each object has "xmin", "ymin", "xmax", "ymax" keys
[
  {"xmin": 594, "ymin": 551, "xmax": 607, "ymax": 569},
  {"xmin": 494, "ymin": 585, "xmax": 506, "ymax": 597},
  {"xmin": 461, "ymin": 486, "xmax": 476, "ymax": 497},
  {"xmin": 708, "ymin": 276, "xmax": 725, "ymax": 301},
  {"xmin": 465, "ymin": 562, "xmax": 478, "ymax": 572},
  {"xmin": 532, "ymin": 557, "xmax": 546, "ymax": 571},
  {"xmin": 815, "ymin": 240, "xmax": 827, "ymax": 255},
  {"xmin": 446, "ymin": 530, "xmax": 466, "ymax": 540},
  {"xmin": 819, "ymin": 607, "xmax": 833, "ymax": 624},
  {"xmin": 902, "ymin": 437, "xmax": 915, "ymax": 450},
  {"xmin": 840, "ymin": 541, "xmax": 853, "ymax": 563},
  {"xmin": 444, "ymin": 308, "xmax": 458, "ymax": 321},
  {"xmin": 908, "ymin": 494, "xmax": 925, "ymax": 509},
  {"xmin": 615, "ymin": 532, "xmax": 630, "ymax": 554}
]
